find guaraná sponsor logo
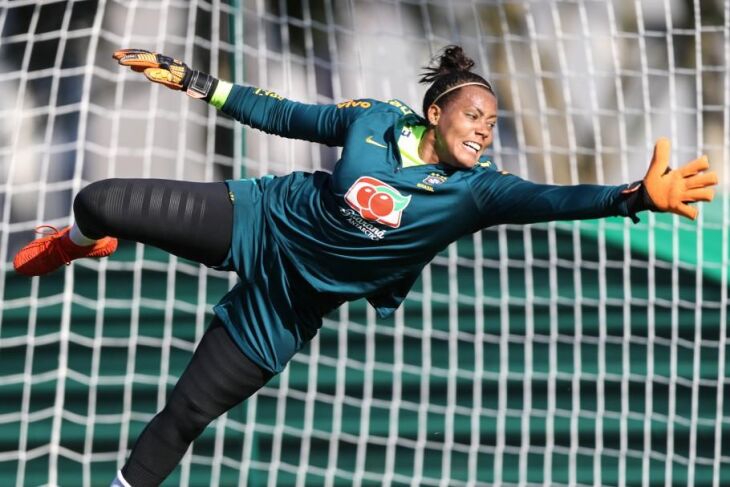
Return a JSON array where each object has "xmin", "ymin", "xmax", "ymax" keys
[{"xmin": 344, "ymin": 176, "xmax": 411, "ymax": 228}]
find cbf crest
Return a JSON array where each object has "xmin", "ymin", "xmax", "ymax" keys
[{"xmin": 417, "ymin": 172, "xmax": 449, "ymax": 192}]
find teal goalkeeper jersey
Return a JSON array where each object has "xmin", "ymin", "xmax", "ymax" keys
[
  {"xmin": 219, "ymin": 85, "xmax": 640, "ymax": 320},
  {"xmin": 214, "ymin": 86, "xmax": 644, "ymax": 373}
]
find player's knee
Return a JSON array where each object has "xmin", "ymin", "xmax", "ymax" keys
[{"xmin": 165, "ymin": 391, "xmax": 215, "ymax": 443}]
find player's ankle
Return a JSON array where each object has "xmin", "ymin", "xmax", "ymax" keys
[
  {"xmin": 69, "ymin": 224, "xmax": 99, "ymax": 247},
  {"xmin": 109, "ymin": 470, "xmax": 132, "ymax": 487}
]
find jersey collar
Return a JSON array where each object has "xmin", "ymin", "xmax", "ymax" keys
[{"xmin": 391, "ymin": 113, "xmax": 492, "ymax": 171}]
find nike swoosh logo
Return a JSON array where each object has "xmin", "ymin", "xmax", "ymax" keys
[{"xmin": 365, "ymin": 135, "xmax": 387, "ymax": 148}]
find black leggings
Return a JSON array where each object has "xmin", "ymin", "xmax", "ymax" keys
[
  {"xmin": 74, "ymin": 179, "xmax": 272, "ymax": 486},
  {"xmin": 73, "ymin": 178, "xmax": 232, "ymax": 267},
  {"xmin": 121, "ymin": 317, "xmax": 271, "ymax": 486}
]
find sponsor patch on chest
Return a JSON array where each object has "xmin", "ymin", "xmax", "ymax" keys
[
  {"xmin": 344, "ymin": 176, "xmax": 411, "ymax": 228},
  {"xmin": 338, "ymin": 208, "xmax": 386, "ymax": 240}
]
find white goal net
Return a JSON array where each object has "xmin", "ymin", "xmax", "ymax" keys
[{"xmin": 1, "ymin": 0, "xmax": 728, "ymax": 486}]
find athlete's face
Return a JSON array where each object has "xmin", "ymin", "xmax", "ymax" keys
[{"xmin": 427, "ymin": 86, "xmax": 497, "ymax": 169}]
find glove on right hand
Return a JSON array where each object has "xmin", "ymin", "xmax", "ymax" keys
[{"xmin": 113, "ymin": 48, "xmax": 216, "ymax": 99}]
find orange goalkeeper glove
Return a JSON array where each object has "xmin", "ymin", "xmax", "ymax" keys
[
  {"xmin": 112, "ymin": 48, "xmax": 218, "ymax": 100},
  {"xmin": 623, "ymin": 138, "xmax": 718, "ymax": 221}
]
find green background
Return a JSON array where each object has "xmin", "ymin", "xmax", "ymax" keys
[{"xmin": 2, "ymin": 199, "xmax": 728, "ymax": 486}]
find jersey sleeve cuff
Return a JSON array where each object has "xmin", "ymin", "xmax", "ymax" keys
[
  {"xmin": 619, "ymin": 180, "xmax": 657, "ymax": 223},
  {"xmin": 209, "ymin": 80, "xmax": 233, "ymax": 109}
]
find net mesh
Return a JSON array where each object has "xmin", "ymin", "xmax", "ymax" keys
[{"xmin": 1, "ymin": 0, "xmax": 728, "ymax": 485}]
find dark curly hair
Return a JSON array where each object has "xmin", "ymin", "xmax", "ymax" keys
[{"xmin": 420, "ymin": 45, "xmax": 494, "ymax": 117}]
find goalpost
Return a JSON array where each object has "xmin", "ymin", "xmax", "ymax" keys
[{"xmin": 1, "ymin": 0, "xmax": 728, "ymax": 485}]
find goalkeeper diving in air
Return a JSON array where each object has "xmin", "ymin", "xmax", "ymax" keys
[{"xmin": 13, "ymin": 45, "xmax": 718, "ymax": 487}]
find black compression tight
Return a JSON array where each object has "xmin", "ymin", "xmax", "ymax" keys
[
  {"xmin": 73, "ymin": 179, "xmax": 271, "ymax": 485},
  {"xmin": 73, "ymin": 178, "xmax": 232, "ymax": 267},
  {"xmin": 121, "ymin": 317, "xmax": 272, "ymax": 486}
]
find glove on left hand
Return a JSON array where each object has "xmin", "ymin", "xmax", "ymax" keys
[{"xmin": 642, "ymin": 138, "xmax": 717, "ymax": 220}]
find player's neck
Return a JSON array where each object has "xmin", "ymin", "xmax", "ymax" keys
[{"xmin": 417, "ymin": 127, "xmax": 440, "ymax": 164}]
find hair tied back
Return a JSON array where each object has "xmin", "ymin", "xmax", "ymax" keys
[
  {"xmin": 419, "ymin": 45, "xmax": 475, "ymax": 84},
  {"xmin": 418, "ymin": 45, "xmax": 494, "ymax": 116}
]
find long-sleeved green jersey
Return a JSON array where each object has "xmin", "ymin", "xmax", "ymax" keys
[{"xmin": 213, "ymin": 84, "xmax": 640, "ymax": 372}]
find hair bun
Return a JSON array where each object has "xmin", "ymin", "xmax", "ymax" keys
[
  {"xmin": 418, "ymin": 45, "xmax": 492, "ymax": 116},
  {"xmin": 419, "ymin": 45, "xmax": 475, "ymax": 84}
]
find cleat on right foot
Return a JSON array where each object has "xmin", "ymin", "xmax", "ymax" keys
[{"xmin": 13, "ymin": 226, "xmax": 118, "ymax": 276}]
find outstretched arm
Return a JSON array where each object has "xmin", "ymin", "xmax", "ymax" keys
[
  {"xmin": 472, "ymin": 139, "xmax": 717, "ymax": 227},
  {"xmin": 112, "ymin": 48, "xmax": 368, "ymax": 147},
  {"xmin": 218, "ymin": 85, "xmax": 370, "ymax": 147},
  {"xmin": 472, "ymin": 175, "xmax": 639, "ymax": 226}
]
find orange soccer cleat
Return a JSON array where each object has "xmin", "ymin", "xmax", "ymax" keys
[{"xmin": 13, "ymin": 226, "xmax": 118, "ymax": 276}]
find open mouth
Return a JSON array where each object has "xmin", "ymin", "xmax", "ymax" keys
[{"xmin": 463, "ymin": 141, "xmax": 481, "ymax": 155}]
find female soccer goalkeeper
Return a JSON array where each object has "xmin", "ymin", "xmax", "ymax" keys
[{"xmin": 13, "ymin": 46, "xmax": 717, "ymax": 487}]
